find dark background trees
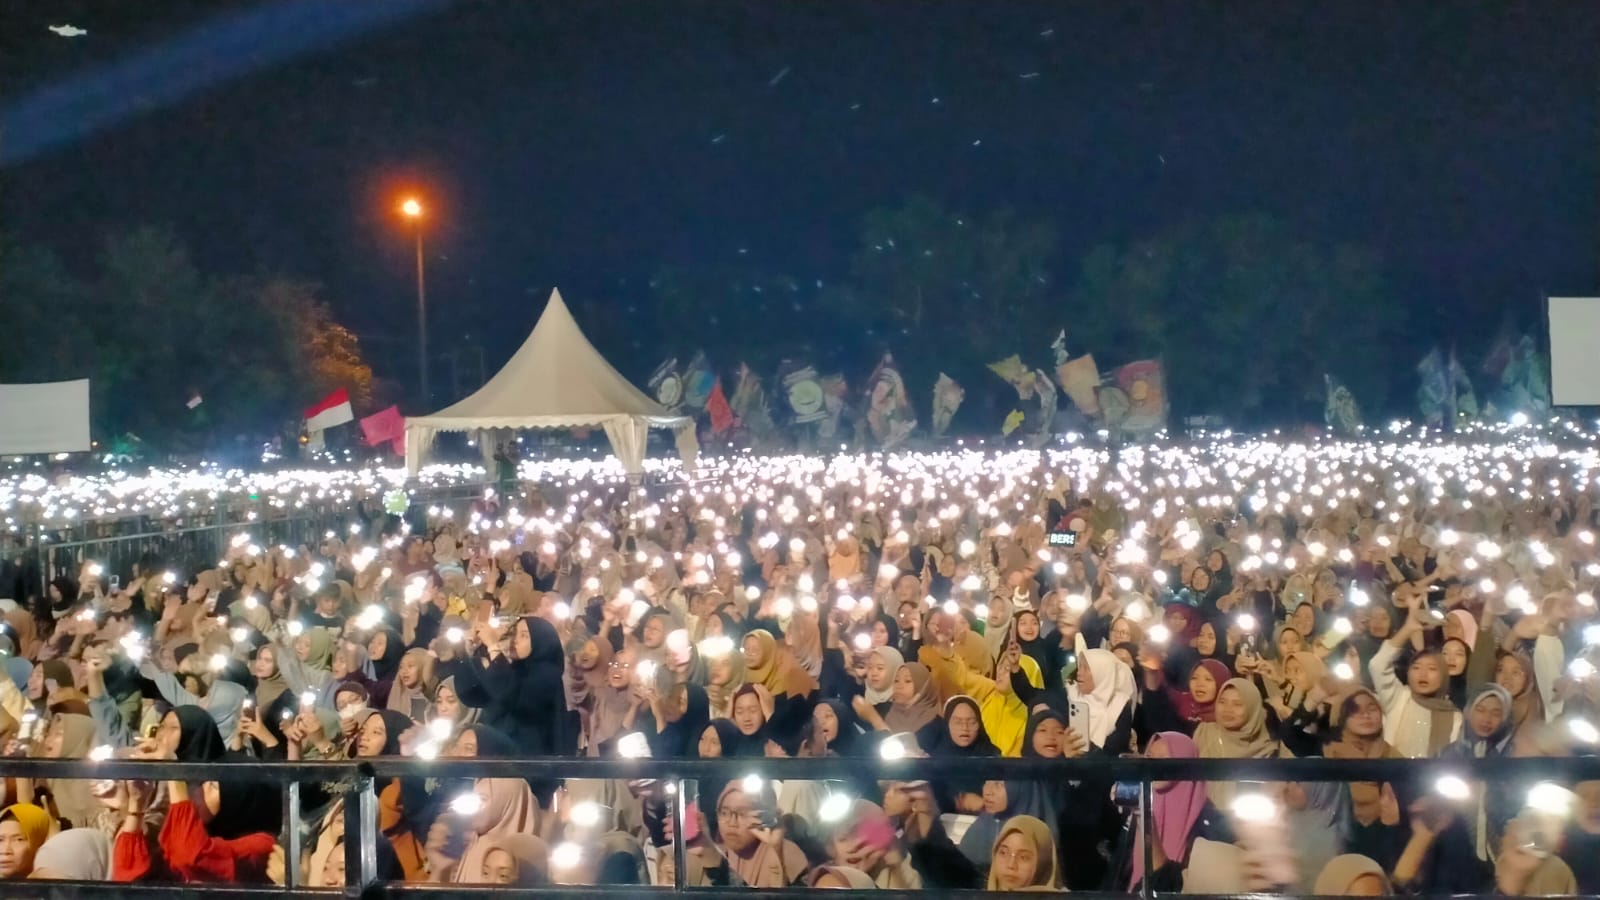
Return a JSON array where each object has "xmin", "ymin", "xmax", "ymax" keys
[{"xmin": 0, "ymin": 225, "xmax": 374, "ymax": 453}]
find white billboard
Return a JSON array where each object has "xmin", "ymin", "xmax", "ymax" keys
[{"xmin": 0, "ymin": 379, "xmax": 91, "ymax": 454}]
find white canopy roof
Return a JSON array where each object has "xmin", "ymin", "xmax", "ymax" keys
[{"xmin": 404, "ymin": 288, "xmax": 694, "ymax": 475}]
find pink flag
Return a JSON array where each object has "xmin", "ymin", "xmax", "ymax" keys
[{"xmin": 360, "ymin": 405, "xmax": 405, "ymax": 454}]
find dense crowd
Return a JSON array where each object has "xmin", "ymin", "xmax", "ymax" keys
[{"xmin": 2, "ymin": 438, "xmax": 1600, "ymax": 893}]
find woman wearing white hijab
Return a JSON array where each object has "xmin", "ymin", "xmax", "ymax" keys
[
  {"xmin": 861, "ymin": 647, "xmax": 903, "ymax": 710},
  {"xmin": 1066, "ymin": 643, "xmax": 1137, "ymax": 752}
]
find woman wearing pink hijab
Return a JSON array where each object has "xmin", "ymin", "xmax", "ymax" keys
[{"xmin": 1113, "ymin": 731, "xmax": 1236, "ymax": 892}]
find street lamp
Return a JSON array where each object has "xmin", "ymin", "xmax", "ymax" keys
[{"xmin": 400, "ymin": 197, "xmax": 428, "ymax": 405}]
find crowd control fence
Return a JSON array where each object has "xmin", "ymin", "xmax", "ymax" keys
[{"xmin": 1, "ymin": 753, "xmax": 1596, "ymax": 899}]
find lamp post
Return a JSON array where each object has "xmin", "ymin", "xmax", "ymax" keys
[{"xmin": 400, "ymin": 197, "xmax": 427, "ymax": 406}]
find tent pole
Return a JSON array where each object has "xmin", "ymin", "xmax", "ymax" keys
[{"xmin": 626, "ymin": 472, "xmax": 644, "ymax": 538}]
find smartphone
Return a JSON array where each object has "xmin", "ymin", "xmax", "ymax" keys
[
  {"xmin": 1067, "ymin": 699, "xmax": 1091, "ymax": 739},
  {"xmin": 853, "ymin": 815, "xmax": 895, "ymax": 852},
  {"xmin": 1111, "ymin": 782, "xmax": 1141, "ymax": 808},
  {"xmin": 110, "ymin": 575, "xmax": 121, "ymax": 591},
  {"xmin": 1424, "ymin": 584, "xmax": 1447, "ymax": 625},
  {"xmin": 1513, "ymin": 813, "xmax": 1557, "ymax": 859}
]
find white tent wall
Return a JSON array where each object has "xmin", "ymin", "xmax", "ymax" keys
[
  {"xmin": 601, "ymin": 418, "xmax": 649, "ymax": 475},
  {"xmin": 404, "ymin": 416, "xmax": 697, "ymax": 476}
]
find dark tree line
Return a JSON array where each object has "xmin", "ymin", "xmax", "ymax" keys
[{"xmin": 1, "ymin": 226, "xmax": 374, "ymax": 452}]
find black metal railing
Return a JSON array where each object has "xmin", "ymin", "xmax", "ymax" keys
[
  {"xmin": 12, "ymin": 480, "xmax": 495, "ymax": 603},
  {"xmin": 2, "ymin": 754, "xmax": 1594, "ymax": 899}
]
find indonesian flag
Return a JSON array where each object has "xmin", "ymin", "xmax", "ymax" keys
[{"xmin": 304, "ymin": 388, "xmax": 354, "ymax": 432}]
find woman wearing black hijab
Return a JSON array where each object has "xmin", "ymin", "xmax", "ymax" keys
[
  {"xmin": 453, "ymin": 616, "xmax": 573, "ymax": 802},
  {"xmin": 925, "ymin": 695, "xmax": 999, "ymax": 815},
  {"xmin": 367, "ymin": 626, "xmax": 406, "ymax": 684},
  {"xmin": 725, "ymin": 684, "xmax": 775, "ymax": 757},
  {"xmin": 649, "ymin": 683, "xmax": 711, "ymax": 759},
  {"xmin": 455, "ymin": 617, "xmax": 567, "ymax": 751},
  {"xmin": 115, "ymin": 706, "xmax": 284, "ymax": 882},
  {"xmin": 812, "ymin": 697, "xmax": 867, "ymax": 757},
  {"xmin": 165, "ymin": 706, "xmax": 283, "ymax": 840}
]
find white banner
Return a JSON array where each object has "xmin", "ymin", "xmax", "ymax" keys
[{"xmin": 0, "ymin": 379, "xmax": 90, "ymax": 454}]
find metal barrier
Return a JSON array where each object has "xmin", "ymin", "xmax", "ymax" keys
[
  {"xmin": 1, "ymin": 754, "xmax": 1595, "ymax": 898},
  {"xmin": 12, "ymin": 481, "xmax": 498, "ymax": 604}
]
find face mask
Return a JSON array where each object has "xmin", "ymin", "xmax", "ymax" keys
[{"xmin": 338, "ymin": 704, "xmax": 368, "ymax": 723}]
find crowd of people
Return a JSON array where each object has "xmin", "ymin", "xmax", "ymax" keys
[{"xmin": 1, "ymin": 438, "xmax": 1599, "ymax": 893}]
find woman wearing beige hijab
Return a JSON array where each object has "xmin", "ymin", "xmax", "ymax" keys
[
  {"xmin": 987, "ymin": 814, "xmax": 1063, "ymax": 892},
  {"xmin": 1312, "ymin": 853, "xmax": 1390, "ymax": 896},
  {"xmin": 38, "ymin": 712, "xmax": 100, "ymax": 827},
  {"xmin": 386, "ymin": 649, "xmax": 437, "ymax": 721},
  {"xmin": 450, "ymin": 778, "xmax": 543, "ymax": 883},
  {"xmin": 714, "ymin": 780, "xmax": 808, "ymax": 887},
  {"xmin": 1192, "ymin": 678, "xmax": 1279, "ymax": 805}
]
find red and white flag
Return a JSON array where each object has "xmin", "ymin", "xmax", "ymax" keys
[{"xmin": 304, "ymin": 388, "xmax": 354, "ymax": 432}]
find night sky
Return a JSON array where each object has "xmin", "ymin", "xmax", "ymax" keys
[{"xmin": 3, "ymin": 1, "xmax": 1597, "ymax": 397}]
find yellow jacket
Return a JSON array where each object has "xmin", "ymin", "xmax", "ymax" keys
[{"xmin": 918, "ymin": 645, "xmax": 1041, "ymax": 757}]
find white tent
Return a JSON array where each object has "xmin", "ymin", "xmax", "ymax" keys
[{"xmin": 404, "ymin": 288, "xmax": 696, "ymax": 476}]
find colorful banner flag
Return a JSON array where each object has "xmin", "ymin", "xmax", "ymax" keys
[
  {"xmin": 730, "ymin": 364, "xmax": 776, "ymax": 438},
  {"xmin": 781, "ymin": 365, "xmax": 828, "ymax": 424},
  {"xmin": 1417, "ymin": 349, "xmax": 1449, "ymax": 427},
  {"xmin": 360, "ymin": 405, "xmax": 406, "ymax": 454},
  {"xmin": 648, "ymin": 358, "xmax": 683, "ymax": 410},
  {"xmin": 1055, "ymin": 354, "xmax": 1101, "ymax": 417},
  {"xmin": 817, "ymin": 374, "xmax": 848, "ymax": 439},
  {"xmin": 865, "ymin": 353, "xmax": 916, "ymax": 447},
  {"xmin": 1499, "ymin": 334, "xmax": 1550, "ymax": 416},
  {"xmin": 987, "ymin": 354, "xmax": 1034, "ymax": 399},
  {"xmin": 931, "ymin": 373, "xmax": 964, "ymax": 437},
  {"xmin": 1028, "ymin": 369, "xmax": 1058, "ymax": 445},
  {"xmin": 1113, "ymin": 360, "xmax": 1167, "ymax": 434},
  {"xmin": 706, "ymin": 380, "xmax": 735, "ymax": 435},
  {"xmin": 1324, "ymin": 374, "xmax": 1362, "ymax": 436},
  {"xmin": 681, "ymin": 352, "xmax": 715, "ymax": 410},
  {"xmin": 1482, "ymin": 334, "xmax": 1515, "ymax": 380},
  {"xmin": 304, "ymin": 387, "xmax": 353, "ymax": 432}
]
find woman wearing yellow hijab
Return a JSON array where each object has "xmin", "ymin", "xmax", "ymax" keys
[
  {"xmin": 741, "ymin": 630, "xmax": 818, "ymax": 699},
  {"xmin": 0, "ymin": 803, "xmax": 52, "ymax": 879}
]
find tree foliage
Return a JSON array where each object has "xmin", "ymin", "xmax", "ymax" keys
[
  {"xmin": 837, "ymin": 195, "xmax": 1057, "ymax": 366},
  {"xmin": 0, "ymin": 226, "xmax": 372, "ymax": 450},
  {"xmin": 1066, "ymin": 214, "xmax": 1402, "ymax": 422}
]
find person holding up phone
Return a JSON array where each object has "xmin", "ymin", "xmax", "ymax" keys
[{"xmin": 712, "ymin": 781, "xmax": 807, "ymax": 887}]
